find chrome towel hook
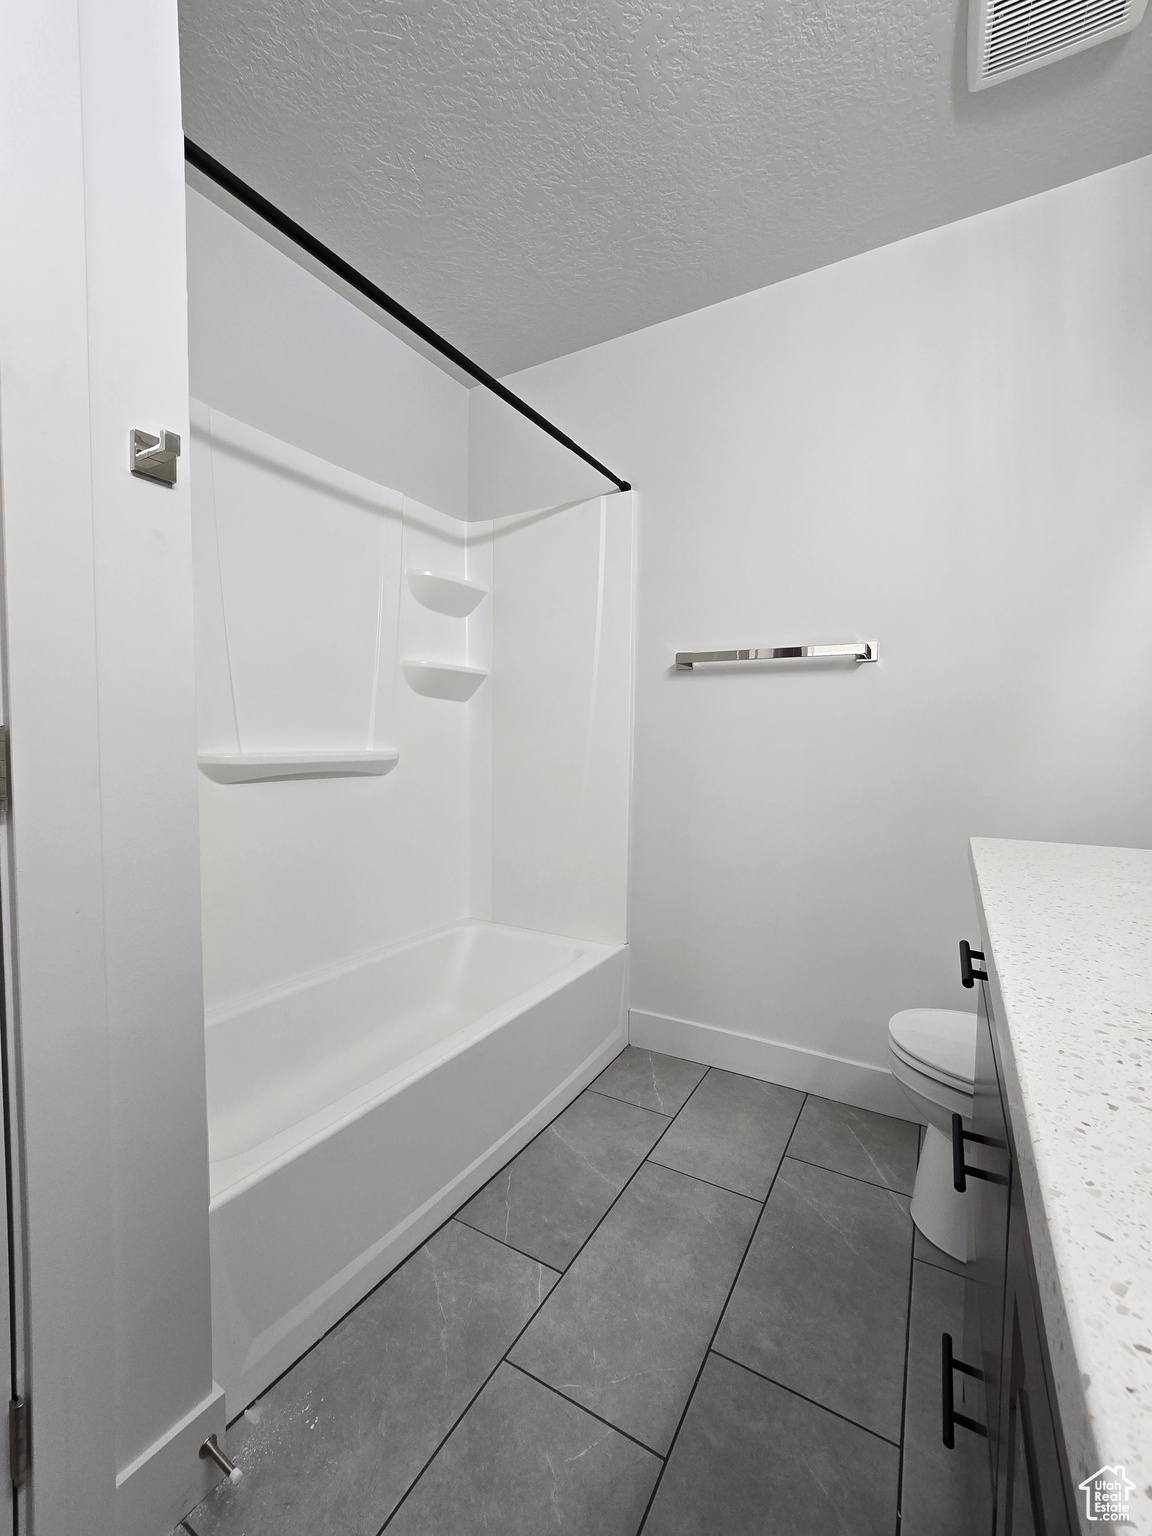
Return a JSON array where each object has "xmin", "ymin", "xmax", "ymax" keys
[{"xmin": 130, "ymin": 427, "xmax": 181, "ymax": 486}]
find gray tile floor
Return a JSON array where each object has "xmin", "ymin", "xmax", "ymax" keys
[{"xmin": 183, "ymin": 1048, "xmax": 983, "ymax": 1536}]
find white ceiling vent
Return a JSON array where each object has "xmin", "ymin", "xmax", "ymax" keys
[{"xmin": 968, "ymin": 0, "xmax": 1148, "ymax": 88}]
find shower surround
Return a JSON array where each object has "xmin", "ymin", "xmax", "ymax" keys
[{"xmin": 190, "ymin": 403, "xmax": 635, "ymax": 1411}]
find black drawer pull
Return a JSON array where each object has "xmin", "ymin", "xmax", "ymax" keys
[
  {"xmin": 952, "ymin": 1113, "xmax": 1010, "ymax": 1193},
  {"xmin": 959, "ymin": 940, "xmax": 988, "ymax": 989},
  {"xmin": 951, "ymin": 1113, "xmax": 1010, "ymax": 1190},
  {"xmin": 942, "ymin": 1333, "xmax": 987, "ymax": 1448}
]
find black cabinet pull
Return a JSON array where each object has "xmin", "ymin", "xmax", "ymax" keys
[
  {"xmin": 952, "ymin": 1111, "xmax": 966, "ymax": 1191},
  {"xmin": 952, "ymin": 1113, "xmax": 1010, "ymax": 1192},
  {"xmin": 959, "ymin": 940, "xmax": 988, "ymax": 989},
  {"xmin": 942, "ymin": 1332, "xmax": 987, "ymax": 1448}
]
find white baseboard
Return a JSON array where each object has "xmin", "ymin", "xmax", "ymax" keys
[
  {"xmin": 115, "ymin": 1382, "xmax": 225, "ymax": 1536},
  {"xmin": 628, "ymin": 1008, "xmax": 918, "ymax": 1122}
]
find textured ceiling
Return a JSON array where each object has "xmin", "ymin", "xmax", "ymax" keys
[{"xmin": 179, "ymin": 0, "xmax": 1152, "ymax": 376}]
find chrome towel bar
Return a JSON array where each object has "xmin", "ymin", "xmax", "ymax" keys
[{"xmin": 675, "ymin": 641, "xmax": 878, "ymax": 670}]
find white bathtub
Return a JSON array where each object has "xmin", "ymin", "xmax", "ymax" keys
[{"xmin": 207, "ymin": 920, "xmax": 628, "ymax": 1412}]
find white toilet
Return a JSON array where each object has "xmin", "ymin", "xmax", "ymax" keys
[{"xmin": 888, "ymin": 1008, "xmax": 977, "ymax": 1262}]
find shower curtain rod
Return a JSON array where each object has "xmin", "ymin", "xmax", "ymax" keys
[{"xmin": 184, "ymin": 139, "xmax": 631, "ymax": 495}]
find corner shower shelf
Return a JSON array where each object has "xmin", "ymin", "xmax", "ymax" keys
[
  {"xmin": 406, "ymin": 569, "xmax": 487, "ymax": 617},
  {"xmin": 198, "ymin": 750, "xmax": 400, "ymax": 784},
  {"xmin": 402, "ymin": 660, "xmax": 488, "ymax": 701}
]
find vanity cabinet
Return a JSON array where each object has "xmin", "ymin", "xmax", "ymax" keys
[
  {"xmin": 964, "ymin": 978, "xmax": 1013, "ymax": 1519},
  {"xmin": 955, "ymin": 960, "xmax": 1076, "ymax": 1536},
  {"xmin": 998, "ymin": 1193, "xmax": 1075, "ymax": 1536}
]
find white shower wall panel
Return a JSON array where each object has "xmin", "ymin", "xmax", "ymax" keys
[
  {"xmin": 489, "ymin": 492, "xmax": 636, "ymax": 945},
  {"xmin": 192, "ymin": 403, "xmax": 402, "ymax": 753},
  {"xmin": 191, "ymin": 404, "xmax": 490, "ymax": 1011}
]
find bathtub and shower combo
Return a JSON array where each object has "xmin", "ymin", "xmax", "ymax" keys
[{"xmin": 192, "ymin": 404, "xmax": 636, "ymax": 1412}]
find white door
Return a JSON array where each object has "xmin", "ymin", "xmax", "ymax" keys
[{"xmin": 0, "ymin": 743, "xmax": 20, "ymax": 1528}]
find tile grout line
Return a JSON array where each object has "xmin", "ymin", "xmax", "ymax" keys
[
  {"xmin": 893, "ymin": 1159, "xmax": 919, "ymax": 1535},
  {"xmin": 635, "ymin": 1091, "xmax": 810, "ymax": 1534},
  {"xmin": 707, "ymin": 1348, "xmax": 903, "ymax": 1451},
  {"xmin": 449, "ymin": 1215, "xmax": 564, "ymax": 1277},
  {"xmin": 584, "ymin": 1085, "xmax": 676, "ymax": 1116},
  {"xmin": 636, "ymin": 1063, "xmax": 713, "ymax": 1146},
  {"xmin": 644, "ymin": 1159, "xmax": 772, "ymax": 1203},
  {"xmin": 784, "ymin": 1151, "xmax": 916, "ymax": 1199},
  {"xmin": 534, "ymin": 1059, "xmax": 714, "ymax": 1278},
  {"xmin": 457, "ymin": 1073, "xmax": 665, "ymax": 1216},
  {"xmin": 375, "ymin": 1051, "xmax": 709, "ymax": 1533},
  {"xmin": 450, "ymin": 1063, "xmax": 714, "ymax": 1279},
  {"xmin": 456, "ymin": 1051, "xmax": 704, "ymax": 1282},
  {"xmin": 453, "ymin": 1154, "xmax": 757, "ymax": 1276},
  {"xmin": 452, "ymin": 1072, "xmax": 798, "ymax": 1306},
  {"xmin": 374, "ymin": 1246, "xmax": 565, "ymax": 1535},
  {"xmin": 504, "ymin": 1359, "xmax": 667, "ymax": 1462}
]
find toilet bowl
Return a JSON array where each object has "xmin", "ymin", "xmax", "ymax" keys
[{"xmin": 888, "ymin": 1008, "xmax": 977, "ymax": 1262}]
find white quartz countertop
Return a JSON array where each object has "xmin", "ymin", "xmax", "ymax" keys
[{"xmin": 970, "ymin": 838, "xmax": 1152, "ymax": 1532}]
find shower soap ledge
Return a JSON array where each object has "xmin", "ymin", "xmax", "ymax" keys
[
  {"xmin": 406, "ymin": 569, "xmax": 487, "ymax": 616},
  {"xmin": 198, "ymin": 750, "xmax": 399, "ymax": 783},
  {"xmin": 402, "ymin": 660, "xmax": 488, "ymax": 701}
]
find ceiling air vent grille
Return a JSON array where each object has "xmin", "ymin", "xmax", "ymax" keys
[{"xmin": 968, "ymin": 0, "xmax": 1147, "ymax": 87}]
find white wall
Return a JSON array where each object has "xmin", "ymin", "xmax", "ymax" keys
[
  {"xmin": 187, "ymin": 187, "xmax": 470, "ymax": 519},
  {"xmin": 482, "ymin": 154, "xmax": 1152, "ymax": 1114},
  {"xmin": 468, "ymin": 386, "xmax": 621, "ymax": 519},
  {"xmin": 0, "ymin": 2, "xmax": 221, "ymax": 1532}
]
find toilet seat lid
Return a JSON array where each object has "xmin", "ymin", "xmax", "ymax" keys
[{"xmin": 888, "ymin": 1008, "xmax": 977, "ymax": 1090}]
